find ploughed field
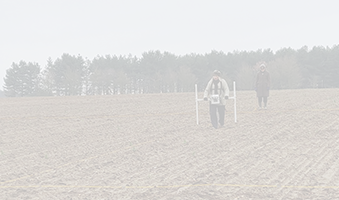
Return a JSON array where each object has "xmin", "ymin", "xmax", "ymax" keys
[{"xmin": 1, "ymin": 88, "xmax": 339, "ymax": 199}]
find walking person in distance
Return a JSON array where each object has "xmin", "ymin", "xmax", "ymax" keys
[
  {"xmin": 256, "ymin": 64, "xmax": 270, "ymax": 109},
  {"xmin": 203, "ymin": 70, "xmax": 230, "ymax": 129}
]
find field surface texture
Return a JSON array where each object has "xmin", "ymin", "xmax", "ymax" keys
[{"xmin": 1, "ymin": 89, "xmax": 339, "ymax": 199}]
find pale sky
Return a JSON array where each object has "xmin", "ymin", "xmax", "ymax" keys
[{"xmin": 1, "ymin": 0, "xmax": 338, "ymax": 88}]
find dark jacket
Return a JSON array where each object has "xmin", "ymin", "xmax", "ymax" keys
[{"xmin": 256, "ymin": 70, "xmax": 270, "ymax": 97}]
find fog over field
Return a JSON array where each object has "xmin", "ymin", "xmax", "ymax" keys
[
  {"xmin": 1, "ymin": 1, "xmax": 339, "ymax": 198},
  {"xmin": 1, "ymin": 0, "xmax": 339, "ymax": 89},
  {"xmin": 1, "ymin": 88, "xmax": 339, "ymax": 199}
]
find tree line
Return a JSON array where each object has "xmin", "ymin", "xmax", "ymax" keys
[{"xmin": 3, "ymin": 45, "xmax": 339, "ymax": 97}]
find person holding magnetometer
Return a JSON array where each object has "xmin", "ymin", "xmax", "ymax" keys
[{"xmin": 203, "ymin": 70, "xmax": 230, "ymax": 129}]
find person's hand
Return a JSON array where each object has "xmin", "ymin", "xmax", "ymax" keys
[
  {"xmin": 203, "ymin": 97, "xmax": 208, "ymax": 101},
  {"xmin": 225, "ymin": 96, "xmax": 229, "ymax": 100}
]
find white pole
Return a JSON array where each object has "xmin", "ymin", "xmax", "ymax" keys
[
  {"xmin": 227, "ymin": 81, "xmax": 237, "ymax": 123},
  {"xmin": 195, "ymin": 84, "xmax": 199, "ymax": 125},
  {"xmin": 233, "ymin": 81, "xmax": 237, "ymax": 123}
]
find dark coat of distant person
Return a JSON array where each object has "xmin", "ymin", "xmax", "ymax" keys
[{"xmin": 256, "ymin": 67, "xmax": 270, "ymax": 97}]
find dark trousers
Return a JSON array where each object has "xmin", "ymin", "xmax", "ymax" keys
[
  {"xmin": 209, "ymin": 104, "xmax": 225, "ymax": 128},
  {"xmin": 258, "ymin": 97, "xmax": 268, "ymax": 107}
]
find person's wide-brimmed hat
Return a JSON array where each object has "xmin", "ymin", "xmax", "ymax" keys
[
  {"xmin": 260, "ymin": 64, "xmax": 266, "ymax": 69},
  {"xmin": 213, "ymin": 70, "xmax": 221, "ymax": 76}
]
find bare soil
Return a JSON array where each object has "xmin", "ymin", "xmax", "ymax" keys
[{"xmin": 1, "ymin": 88, "xmax": 339, "ymax": 199}]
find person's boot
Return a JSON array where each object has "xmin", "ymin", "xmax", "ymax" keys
[{"xmin": 212, "ymin": 121, "xmax": 218, "ymax": 129}]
